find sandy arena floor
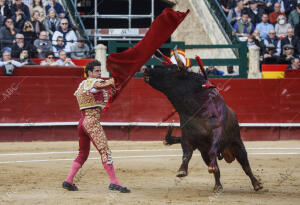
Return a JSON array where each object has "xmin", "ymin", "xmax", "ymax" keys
[{"xmin": 0, "ymin": 140, "xmax": 300, "ymax": 205}]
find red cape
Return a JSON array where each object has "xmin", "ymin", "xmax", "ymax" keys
[{"xmin": 105, "ymin": 8, "xmax": 190, "ymax": 109}]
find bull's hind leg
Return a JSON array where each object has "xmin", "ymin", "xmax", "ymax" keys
[
  {"xmin": 233, "ymin": 140, "xmax": 263, "ymax": 191},
  {"xmin": 200, "ymin": 150, "xmax": 223, "ymax": 191},
  {"xmin": 176, "ymin": 139, "xmax": 193, "ymax": 178}
]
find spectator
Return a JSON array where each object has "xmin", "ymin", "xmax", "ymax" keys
[
  {"xmin": 33, "ymin": 30, "xmax": 52, "ymax": 58},
  {"xmin": 22, "ymin": 20, "xmax": 36, "ymax": 44},
  {"xmin": 30, "ymin": 0, "xmax": 45, "ymax": 22},
  {"xmin": 281, "ymin": 28, "xmax": 300, "ymax": 55},
  {"xmin": 0, "ymin": 47, "xmax": 25, "ymax": 67},
  {"xmin": 56, "ymin": 50, "xmax": 75, "ymax": 66},
  {"xmin": 44, "ymin": 8, "xmax": 60, "ymax": 39},
  {"xmin": 52, "ymin": 18, "xmax": 77, "ymax": 51},
  {"xmin": 0, "ymin": 18, "xmax": 18, "ymax": 49},
  {"xmin": 16, "ymin": 49, "xmax": 36, "ymax": 65},
  {"xmin": 262, "ymin": 43, "xmax": 279, "ymax": 64},
  {"xmin": 246, "ymin": 0, "xmax": 265, "ymax": 26},
  {"xmin": 227, "ymin": 0, "xmax": 245, "ymax": 25},
  {"xmin": 52, "ymin": 35, "xmax": 70, "ymax": 57},
  {"xmin": 252, "ymin": 30, "xmax": 265, "ymax": 53},
  {"xmin": 12, "ymin": 6, "xmax": 27, "ymax": 30},
  {"xmin": 31, "ymin": 10, "xmax": 45, "ymax": 38},
  {"xmin": 247, "ymin": 34, "xmax": 257, "ymax": 47},
  {"xmin": 40, "ymin": 51, "xmax": 57, "ymax": 66},
  {"xmin": 11, "ymin": 33, "xmax": 36, "ymax": 58},
  {"xmin": 71, "ymin": 37, "xmax": 90, "ymax": 59},
  {"xmin": 288, "ymin": 3, "xmax": 300, "ymax": 27},
  {"xmin": 269, "ymin": 2, "xmax": 286, "ymax": 25},
  {"xmin": 45, "ymin": 0, "xmax": 65, "ymax": 18},
  {"xmin": 280, "ymin": 44, "xmax": 298, "ymax": 64},
  {"xmin": 205, "ymin": 66, "xmax": 224, "ymax": 76},
  {"xmin": 275, "ymin": 15, "xmax": 292, "ymax": 38},
  {"xmin": 286, "ymin": 57, "xmax": 300, "ymax": 69},
  {"xmin": 219, "ymin": 0, "xmax": 237, "ymax": 15},
  {"xmin": 264, "ymin": 29, "xmax": 281, "ymax": 54},
  {"xmin": 234, "ymin": 12, "xmax": 255, "ymax": 41},
  {"xmin": 255, "ymin": 13, "xmax": 274, "ymax": 39},
  {"xmin": 11, "ymin": 0, "xmax": 30, "ymax": 21},
  {"xmin": 283, "ymin": 0, "xmax": 297, "ymax": 16},
  {"xmin": 0, "ymin": 0, "xmax": 12, "ymax": 26},
  {"xmin": 225, "ymin": 65, "xmax": 238, "ymax": 75}
]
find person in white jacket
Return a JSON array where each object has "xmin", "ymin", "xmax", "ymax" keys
[{"xmin": 52, "ymin": 18, "xmax": 77, "ymax": 52}]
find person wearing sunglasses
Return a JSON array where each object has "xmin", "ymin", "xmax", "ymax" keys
[
  {"xmin": 40, "ymin": 51, "xmax": 57, "ymax": 66},
  {"xmin": 52, "ymin": 18, "xmax": 77, "ymax": 53},
  {"xmin": 0, "ymin": 18, "xmax": 18, "ymax": 49}
]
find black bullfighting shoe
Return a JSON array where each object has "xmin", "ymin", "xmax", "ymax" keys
[
  {"xmin": 109, "ymin": 183, "xmax": 131, "ymax": 193},
  {"xmin": 62, "ymin": 181, "xmax": 78, "ymax": 191}
]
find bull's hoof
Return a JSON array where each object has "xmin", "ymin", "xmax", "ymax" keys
[
  {"xmin": 176, "ymin": 170, "xmax": 187, "ymax": 178},
  {"xmin": 253, "ymin": 181, "xmax": 263, "ymax": 191},
  {"xmin": 213, "ymin": 184, "xmax": 223, "ymax": 192}
]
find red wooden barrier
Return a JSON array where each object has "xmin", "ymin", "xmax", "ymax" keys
[{"xmin": 1, "ymin": 67, "xmax": 300, "ymax": 141}]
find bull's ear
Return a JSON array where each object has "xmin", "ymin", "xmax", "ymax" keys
[{"xmin": 174, "ymin": 48, "xmax": 185, "ymax": 71}]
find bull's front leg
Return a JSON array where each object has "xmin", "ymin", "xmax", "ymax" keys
[
  {"xmin": 176, "ymin": 139, "xmax": 193, "ymax": 178},
  {"xmin": 208, "ymin": 128, "xmax": 221, "ymax": 174}
]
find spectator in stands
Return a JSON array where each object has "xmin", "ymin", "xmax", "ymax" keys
[
  {"xmin": 22, "ymin": 20, "xmax": 36, "ymax": 44},
  {"xmin": 280, "ymin": 44, "xmax": 298, "ymax": 64},
  {"xmin": 16, "ymin": 49, "xmax": 36, "ymax": 65},
  {"xmin": 52, "ymin": 18, "xmax": 77, "ymax": 51},
  {"xmin": 247, "ymin": 0, "xmax": 265, "ymax": 26},
  {"xmin": 275, "ymin": 15, "xmax": 292, "ymax": 38},
  {"xmin": 262, "ymin": 43, "xmax": 280, "ymax": 64},
  {"xmin": 255, "ymin": 13, "xmax": 274, "ymax": 39},
  {"xmin": 205, "ymin": 66, "xmax": 224, "ymax": 76},
  {"xmin": 12, "ymin": 6, "xmax": 27, "ymax": 30},
  {"xmin": 45, "ymin": 0, "xmax": 65, "ymax": 18},
  {"xmin": 0, "ymin": 0, "xmax": 12, "ymax": 26},
  {"xmin": 225, "ymin": 65, "xmax": 238, "ymax": 75},
  {"xmin": 0, "ymin": 47, "xmax": 25, "ymax": 67},
  {"xmin": 234, "ymin": 12, "xmax": 255, "ymax": 41},
  {"xmin": 286, "ymin": 57, "xmax": 300, "ymax": 69},
  {"xmin": 288, "ymin": 3, "xmax": 300, "ymax": 27},
  {"xmin": 22, "ymin": 0, "xmax": 33, "ymax": 7},
  {"xmin": 40, "ymin": 51, "xmax": 58, "ymax": 66},
  {"xmin": 44, "ymin": 8, "xmax": 60, "ymax": 39},
  {"xmin": 71, "ymin": 37, "xmax": 90, "ymax": 59},
  {"xmin": 283, "ymin": 0, "xmax": 297, "ymax": 16},
  {"xmin": 264, "ymin": 29, "xmax": 281, "ymax": 54},
  {"xmin": 31, "ymin": 10, "xmax": 45, "ymax": 38},
  {"xmin": 56, "ymin": 50, "xmax": 75, "ymax": 66},
  {"xmin": 30, "ymin": 0, "xmax": 45, "ymax": 22},
  {"xmin": 11, "ymin": 0, "xmax": 30, "ymax": 21},
  {"xmin": 33, "ymin": 30, "xmax": 52, "ymax": 58},
  {"xmin": 52, "ymin": 36, "xmax": 70, "ymax": 57},
  {"xmin": 269, "ymin": 2, "xmax": 286, "ymax": 25},
  {"xmin": 227, "ymin": 0, "xmax": 245, "ymax": 25},
  {"xmin": 0, "ymin": 18, "xmax": 18, "ymax": 49},
  {"xmin": 11, "ymin": 33, "xmax": 36, "ymax": 58},
  {"xmin": 219, "ymin": 0, "xmax": 237, "ymax": 15},
  {"xmin": 281, "ymin": 28, "xmax": 300, "ymax": 55}
]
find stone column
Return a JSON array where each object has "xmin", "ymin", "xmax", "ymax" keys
[
  {"xmin": 248, "ymin": 45, "xmax": 262, "ymax": 79},
  {"xmin": 95, "ymin": 44, "xmax": 109, "ymax": 78}
]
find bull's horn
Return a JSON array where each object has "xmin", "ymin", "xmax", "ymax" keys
[{"xmin": 173, "ymin": 46, "xmax": 185, "ymax": 70}]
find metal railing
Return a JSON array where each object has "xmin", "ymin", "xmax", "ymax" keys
[{"xmin": 107, "ymin": 41, "xmax": 248, "ymax": 78}]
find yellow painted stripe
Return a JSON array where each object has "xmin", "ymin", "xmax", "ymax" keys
[{"xmin": 262, "ymin": 71, "xmax": 285, "ymax": 79}]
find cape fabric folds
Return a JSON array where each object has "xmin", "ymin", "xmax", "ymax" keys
[{"xmin": 105, "ymin": 8, "xmax": 190, "ymax": 110}]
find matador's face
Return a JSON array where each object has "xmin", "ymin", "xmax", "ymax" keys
[{"xmin": 89, "ymin": 66, "xmax": 101, "ymax": 78}]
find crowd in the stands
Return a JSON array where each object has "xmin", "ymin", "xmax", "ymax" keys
[
  {"xmin": 0, "ymin": 0, "xmax": 90, "ymax": 70},
  {"xmin": 218, "ymin": 0, "xmax": 300, "ymax": 71}
]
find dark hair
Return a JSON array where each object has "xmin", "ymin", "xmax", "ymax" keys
[
  {"xmin": 32, "ymin": 0, "xmax": 43, "ymax": 8},
  {"xmin": 45, "ymin": 51, "xmax": 54, "ymax": 58},
  {"xmin": 85, "ymin": 60, "xmax": 101, "ymax": 77}
]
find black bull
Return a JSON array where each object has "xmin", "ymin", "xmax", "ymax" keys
[{"xmin": 144, "ymin": 65, "xmax": 263, "ymax": 191}]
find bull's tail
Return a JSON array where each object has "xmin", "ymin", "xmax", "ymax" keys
[{"xmin": 163, "ymin": 126, "xmax": 181, "ymax": 145}]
